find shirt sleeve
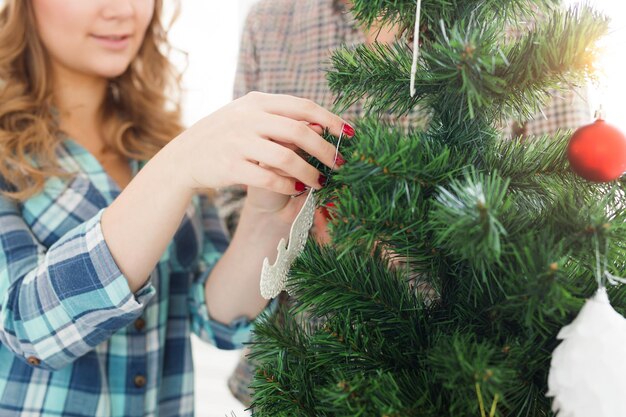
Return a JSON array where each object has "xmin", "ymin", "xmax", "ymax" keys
[
  {"xmin": 188, "ymin": 194, "xmax": 254, "ymax": 350},
  {"xmin": 0, "ymin": 196, "xmax": 155, "ymax": 371}
]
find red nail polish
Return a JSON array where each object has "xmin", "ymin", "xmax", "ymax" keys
[
  {"xmin": 322, "ymin": 202, "xmax": 335, "ymax": 220},
  {"xmin": 309, "ymin": 123, "xmax": 323, "ymax": 128},
  {"xmin": 335, "ymin": 155, "xmax": 346, "ymax": 167},
  {"xmin": 342, "ymin": 123, "xmax": 355, "ymax": 137},
  {"xmin": 295, "ymin": 181, "xmax": 307, "ymax": 192},
  {"xmin": 318, "ymin": 175, "xmax": 327, "ymax": 187}
]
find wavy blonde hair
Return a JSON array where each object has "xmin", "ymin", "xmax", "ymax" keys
[{"xmin": 0, "ymin": 0, "xmax": 184, "ymax": 201}]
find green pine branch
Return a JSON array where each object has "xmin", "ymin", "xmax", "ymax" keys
[
  {"xmin": 249, "ymin": 309, "xmax": 319, "ymax": 416},
  {"xmin": 430, "ymin": 169, "xmax": 511, "ymax": 272},
  {"xmin": 316, "ymin": 119, "xmax": 466, "ymax": 258},
  {"xmin": 348, "ymin": 0, "xmax": 558, "ymax": 32},
  {"xmin": 328, "ymin": 5, "xmax": 608, "ymax": 123},
  {"xmin": 496, "ymin": 5, "xmax": 609, "ymax": 119}
]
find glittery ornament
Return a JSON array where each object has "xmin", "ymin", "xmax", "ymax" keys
[{"xmin": 260, "ymin": 189, "xmax": 317, "ymax": 299}]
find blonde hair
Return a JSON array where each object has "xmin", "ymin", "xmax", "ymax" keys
[{"xmin": 0, "ymin": 0, "xmax": 184, "ymax": 200}]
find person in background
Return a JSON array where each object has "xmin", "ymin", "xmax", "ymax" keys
[
  {"xmin": 0, "ymin": 1, "xmax": 352, "ymax": 415},
  {"xmin": 220, "ymin": 0, "xmax": 591, "ymax": 407}
]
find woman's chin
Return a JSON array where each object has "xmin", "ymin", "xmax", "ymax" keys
[
  {"xmin": 97, "ymin": 66, "xmax": 131, "ymax": 79},
  {"xmin": 84, "ymin": 60, "xmax": 132, "ymax": 80}
]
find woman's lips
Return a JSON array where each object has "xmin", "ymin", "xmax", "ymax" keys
[{"xmin": 90, "ymin": 34, "xmax": 131, "ymax": 51}]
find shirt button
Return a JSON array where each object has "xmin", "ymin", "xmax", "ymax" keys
[
  {"xmin": 134, "ymin": 318, "xmax": 146, "ymax": 331},
  {"xmin": 134, "ymin": 374, "xmax": 147, "ymax": 388},
  {"xmin": 27, "ymin": 356, "xmax": 41, "ymax": 366}
]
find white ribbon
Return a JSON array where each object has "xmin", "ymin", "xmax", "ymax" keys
[{"xmin": 410, "ymin": 0, "xmax": 422, "ymax": 97}]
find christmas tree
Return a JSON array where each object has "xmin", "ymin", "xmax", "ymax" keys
[{"xmin": 249, "ymin": 1, "xmax": 622, "ymax": 415}]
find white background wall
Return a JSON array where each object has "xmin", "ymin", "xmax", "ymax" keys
[
  {"xmin": 564, "ymin": 0, "xmax": 626, "ymax": 130},
  {"xmin": 165, "ymin": 0, "xmax": 264, "ymax": 128},
  {"xmin": 166, "ymin": 1, "xmax": 623, "ymax": 416}
]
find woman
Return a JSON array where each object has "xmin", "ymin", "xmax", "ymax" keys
[{"xmin": 0, "ymin": 0, "xmax": 352, "ymax": 415}]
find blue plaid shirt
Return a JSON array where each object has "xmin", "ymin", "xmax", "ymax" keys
[{"xmin": 0, "ymin": 138, "xmax": 253, "ymax": 416}]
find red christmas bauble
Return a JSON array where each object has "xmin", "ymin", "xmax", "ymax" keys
[{"xmin": 567, "ymin": 118, "xmax": 626, "ymax": 182}]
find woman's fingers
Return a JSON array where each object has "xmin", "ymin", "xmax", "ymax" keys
[
  {"xmin": 236, "ymin": 162, "xmax": 304, "ymax": 195},
  {"xmin": 306, "ymin": 122, "xmax": 325, "ymax": 136},
  {"xmin": 244, "ymin": 139, "xmax": 324, "ymax": 189},
  {"xmin": 257, "ymin": 114, "xmax": 339, "ymax": 169},
  {"xmin": 246, "ymin": 92, "xmax": 354, "ymax": 139}
]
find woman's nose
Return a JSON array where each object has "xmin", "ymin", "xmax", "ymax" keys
[{"xmin": 101, "ymin": 0, "xmax": 136, "ymax": 20}]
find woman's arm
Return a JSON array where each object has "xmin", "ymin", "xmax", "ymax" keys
[
  {"xmin": 100, "ymin": 142, "xmax": 195, "ymax": 293},
  {"xmin": 101, "ymin": 92, "xmax": 350, "ymax": 322},
  {"xmin": 204, "ymin": 196, "xmax": 293, "ymax": 323},
  {"xmin": 0, "ymin": 194, "xmax": 155, "ymax": 371}
]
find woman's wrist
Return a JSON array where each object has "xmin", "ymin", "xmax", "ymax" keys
[
  {"xmin": 160, "ymin": 134, "xmax": 200, "ymax": 196},
  {"xmin": 204, "ymin": 194, "xmax": 292, "ymax": 323},
  {"xmin": 238, "ymin": 199, "xmax": 292, "ymax": 239}
]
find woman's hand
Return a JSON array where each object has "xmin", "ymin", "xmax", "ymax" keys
[
  {"xmin": 170, "ymin": 92, "xmax": 351, "ymax": 209},
  {"xmin": 166, "ymin": 92, "xmax": 353, "ymax": 323}
]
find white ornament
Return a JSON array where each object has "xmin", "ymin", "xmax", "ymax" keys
[
  {"xmin": 260, "ymin": 188, "xmax": 317, "ymax": 299},
  {"xmin": 547, "ymin": 288, "xmax": 626, "ymax": 417}
]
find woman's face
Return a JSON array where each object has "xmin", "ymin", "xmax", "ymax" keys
[{"xmin": 31, "ymin": 0, "xmax": 155, "ymax": 79}]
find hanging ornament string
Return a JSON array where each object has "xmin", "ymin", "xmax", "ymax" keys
[
  {"xmin": 330, "ymin": 125, "xmax": 345, "ymax": 175},
  {"xmin": 260, "ymin": 126, "xmax": 346, "ymax": 299},
  {"xmin": 595, "ymin": 231, "xmax": 626, "ymax": 287},
  {"xmin": 410, "ymin": 0, "xmax": 422, "ymax": 97},
  {"xmin": 595, "ymin": 104, "xmax": 605, "ymax": 121}
]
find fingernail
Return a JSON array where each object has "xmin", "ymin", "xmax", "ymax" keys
[
  {"xmin": 309, "ymin": 123, "xmax": 323, "ymax": 129},
  {"xmin": 335, "ymin": 155, "xmax": 346, "ymax": 167},
  {"xmin": 318, "ymin": 175, "xmax": 327, "ymax": 187},
  {"xmin": 322, "ymin": 202, "xmax": 335, "ymax": 220},
  {"xmin": 295, "ymin": 181, "xmax": 307, "ymax": 192},
  {"xmin": 342, "ymin": 123, "xmax": 355, "ymax": 137}
]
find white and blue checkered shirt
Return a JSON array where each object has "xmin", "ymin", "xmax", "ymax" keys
[{"xmin": 0, "ymin": 137, "xmax": 252, "ymax": 416}]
